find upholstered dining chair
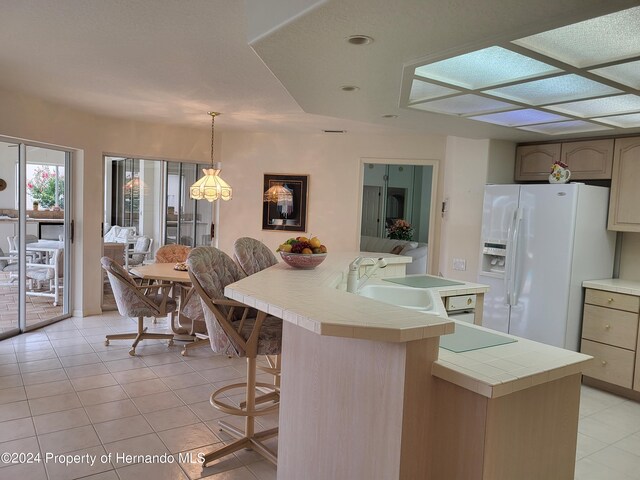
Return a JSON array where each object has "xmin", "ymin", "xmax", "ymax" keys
[
  {"xmin": 187, "ymin": 246, "xmax": 282, "ymax": 466},
  {"xmin": 126, "ymin": 236, "xmax": 153, "ymax": 268},
  {"xmin": 153, "ymin": 244, "xmax": 207, "ymax": 356},
  {"xmin": 101, "ymin": 257, "xmax": 175, "ymax": 356},
  {"xmin": 233, "ymin": 237, "xmax": 281, "ymax": 384}
]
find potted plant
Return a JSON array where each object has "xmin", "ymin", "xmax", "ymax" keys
[{"xmin": 32, "ymin": 201, "xmax": 39, "ymax": 211}]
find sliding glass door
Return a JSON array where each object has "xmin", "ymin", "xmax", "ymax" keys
[{"xmin": 0, "ymin": 139, "xmax": 72, "ymax": 338}]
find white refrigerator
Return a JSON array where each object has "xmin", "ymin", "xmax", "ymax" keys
[{"xmin": 478, "ymin": 183, "xmax": 615, "ymax": 351}]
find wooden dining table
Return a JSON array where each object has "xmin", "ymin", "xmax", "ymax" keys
[{"xmin": 129, "ymin": 262, "xmax": 195, "ymax": 340}]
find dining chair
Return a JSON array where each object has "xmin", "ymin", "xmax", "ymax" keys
[
  {"xmin": 187, "ymin": 246, "xmax": 282, "ymax": 466},
  {"xmin": 100, "ymin": 256, "xmax": 176, "ymax": 356},
  {"xmin": 153, "ymin": 244, "xmax": 207, "ymax": 356},
  {"xmin": 126, "ymin": 236, "xmax": 153, "ymax": 268},
  {"xmin": 25, "ymin": 248, "xmax": 63, "ymax": 306},
  {"xmin": 0, "ymin": 247, "xmax": 19, "ymax": 285},
  {"xmin": 233, "ymin": 237, "xmax": 281, "ymax": 384}
]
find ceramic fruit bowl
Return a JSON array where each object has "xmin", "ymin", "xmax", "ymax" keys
[{"xmin": 279, "ymin": 252, "xmax": 327, "ymax": 269}]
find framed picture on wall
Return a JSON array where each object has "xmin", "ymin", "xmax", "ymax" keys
[{"xmin": 262, "ymin": 174, "xmax": 308, "ymax": 232}]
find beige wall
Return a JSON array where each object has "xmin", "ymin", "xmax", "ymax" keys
[
  {"xmin": 0, "ymin": 88, "xmax": 210, "ymax": 316},
  {"xmin": 619, "ymin": 233, "xmax": 640, "ymax": 281},
  {"xmin": 218, "ymin": 132, "xmax": 447, "ymax": 263},
  {"xmin": 438, "ymin": 137, "xmax": 491, "ymax": 282}
]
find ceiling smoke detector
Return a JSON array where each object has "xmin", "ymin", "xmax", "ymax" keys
[{"xmin": 347, "ymin": 35, "xmax": 374, "ymax": 46}]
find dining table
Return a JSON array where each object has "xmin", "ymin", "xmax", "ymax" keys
[{"xmin": 129, "ymin": 262, "xmax": 196, "ymax": 340}]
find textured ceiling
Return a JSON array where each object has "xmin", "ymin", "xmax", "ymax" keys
[{"xmin": 1, "ymin": 0, "xmax": 638, "ymax": 140}]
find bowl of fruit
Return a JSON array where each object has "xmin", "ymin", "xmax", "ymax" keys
[{"xmin": 276, "ymin": 236, "xmax": 327, "ymax": 269}]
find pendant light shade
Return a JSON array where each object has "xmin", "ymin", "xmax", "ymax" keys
[
  {"xmin": 190, "ymin": 112, "xmax": 232, "ymax": 202},
  {"xmin": 264, "ymin": 183, "xmax": 293, "ymax": 215}
]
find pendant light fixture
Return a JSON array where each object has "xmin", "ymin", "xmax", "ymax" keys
[
  {"xmin": 190, "ymin": 112, "xmax": 232, "ymax": 202},
  {"xmin": 264, "ymin": 183, "xmax": 294, "ymax": 216}
]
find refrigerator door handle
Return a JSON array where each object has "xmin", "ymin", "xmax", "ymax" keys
[
  {"xmin": 508, "ymin": 208, "xmax": 523, "ymax": 306},
  {"xmin": 504, "ymin": 210, "xmax": 516, "ymax": 305}
]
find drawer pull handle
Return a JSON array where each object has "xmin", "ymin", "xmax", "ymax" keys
[
  {"xmin": 608, "ymin": 298, "xmax": 614, "ymax": 303},
  {"xmin": 604, "ymin": 324, "xmax": 611, "ymax": 330},
  {"xmin": 601, "ymin": 360, "xmax": 608, "ymax": 366}
]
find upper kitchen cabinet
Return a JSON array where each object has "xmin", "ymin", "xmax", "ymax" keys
[
  {"xmin": 515, "ymin": 139, "xmax": 613, "ymax": 181},
  {"xmin": 608, "ymin": 137, "xmax": 640, "ymax": 232},
  {"xmin": 514, "ymin": 144, "xmax": 561, "ymax": 181}
]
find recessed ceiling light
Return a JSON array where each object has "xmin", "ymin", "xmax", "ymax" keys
[
  {"xmin": 591, "ymin": 113, "xmax": 640, "ymax": 128},
  {"xmin": 340, "ymin": 85, "xmax": 360, "ymax": 92},
  {"xmin": 347, "ymin": 35, "xmax": 373, "ymax": 45},
  {"xmin": 517, "ymin": 120, "xmax": 612, "ymax": 135},
  {"xmin": 410, "ymin": 94, "xmax": 516, "ymax": 116},
  {"xmin": 409, "ymin": 79, "xmax": 460, "ymax": 103},
  {"xmin": 590, "ymin": 60, "xmax": 640, "ymax": 90},
  {"xmin": 469, "ymin": 109, "xmax": 570, "ymax": 127},
  {"xmin": 545, "ymin": 94, "xmax": 640, "ymax": 118},
  {"xmin": 382, "ymin": 114, "xmax": 398, "ymax": 118}
]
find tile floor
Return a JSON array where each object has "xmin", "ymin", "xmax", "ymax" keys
[
  {"xmin": 0, "ymin": 312, "xmax": 277, "ymax": 480},
  {"xmin": 0, "ymin": 312, "xmax": 639, "ymax": 479}
]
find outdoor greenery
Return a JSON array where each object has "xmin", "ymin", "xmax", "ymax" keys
[{"xmin": 27, "ymin": 166, "xmax": 64, "ymax": 209}]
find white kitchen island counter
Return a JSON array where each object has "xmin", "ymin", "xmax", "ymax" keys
[{"xmin": 226, "ymin": 253, "xmax": 591, "ymax": 480}]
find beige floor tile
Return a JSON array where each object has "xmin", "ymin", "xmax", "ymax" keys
[
  {"xmin": 111, "ymin": 366, "xmax": 158, "ymax": 384},
  {"xmin": 38, "ymin": 424, "xmax": 101, "ymax": 455},
  {"xmin": 77, "ymin": 385, "xmax": 129, "ymax": 406},
  {"xmin": 0, "ymin": 399, "xmax": 31, "ymax": 422},
  {"xmin": 142, "ymin": 352, "xmax": 184, "ymax": 367},
  {"xmin": 121, "ymin": 378, "xmax": 170, "ymax": 398},
  {"xmin": 157, "ymin": 423, "xmax": 221, "ymax": 454},
  {"xmin": 0, "ymin": 416, "xmax": 36, "ymax": 442},
  {"xmin": 0, "ymin": 374, "xmax": 22, "ymax": 388},
  {"xmin": 94, "ymin": 414, "xmax": 154, "ymax": 444},
  {"xmin": 25, "ymin": 379, "xmax": 75, "ymax": 399},
  {"xmin": 162, "ymin": 372, "xmax": 209, "ymax": 390},
  {"xmin": 28, "ymin": 392, "xmax": 82, "ymax": 416},
  {"xmin": 54, "ymin": 343, "xmax": 97, "ymax": 357},
  {"xmin": 0, "ymin": 460, "xmax": 47, "ymax": 479},
  {"xmin": 151, "ymin": 362, "xmax": 195, "ymax": 377},
  {"xmin": 116, "ymin": 461, "xmax": 189, "ymax": 480},
  {"xmin": 0, "ymin": 386, "xmax": 26, "ymax": 405},
  {"xmin": 21, "ymin": 367, "xmax": 68, "ymax": 386},
  {"xmin": 198, "ymin": 367, "xmax": 244, "ymax": 383},
  {"xmin": 70, "ymin": 372, "xmax": 118, "ymax": 391},
  {"xmin": 15, "ymin": 349, "xmax": 58, "ymax": 363},
  {"xmin": 0, "ymin": 363, "xmax": 20, "ymax": 376},
  {"xmin": 85, "ymin": 399, "xmax": 140, "ymax": 424},
  {"xmin": 246, "ymin": 460, "xmax": 277, "ymax": 480},
  {"xmin": 0, "ymin": 435, "xmax": 40, "ymax": 467},
  {"xmin": 59, "ymin": 352, "xmax": 103, "ymax": 367},
  {"xmin": 131, "ymin": 390, "xmax": 185, "ymax": 414},
  {"xmin": 200, "ymin": 465, "xmax": 261, "ymax": 480},
  {"xmin": 177, "ymin": 443, "xmax": 243, "ymax": 480},
  {"xmin": 144, "ymin": 405, "xmax": 202, "ymax": 432},
  {"xmin": 33, "ymin": 406, "xmax": 91, "ymax": 435},
  {"xmin": 103, "ymin": 356, "xmax": 147, "ymax": 373},
  {"xmin": 0, "ymin": 352, "xmax": 17, "ymax": 364},
  {"xmin": 44, "ymin": 444, "xmax": 114, "ymax": 480},
  {"xmin": 174, "ymin": 384, "xmax": 215, "ymax": 405},
  {"xmin": 103, "ymin": 432, "xmax": 170, "ymax": 467},
  {"xmin": 64, "ymin": 362, "xmax": 110, "ymax": 379},
  {"xmin": 188, "ymin": 401, "xmax": 227, "ymax": 423},
  {"xmin": 18, "ymin": 357, "xmax": 62, "ymax": 374}
]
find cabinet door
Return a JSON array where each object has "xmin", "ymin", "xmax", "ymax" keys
[
  {"xmin": 581, "ymin": 339, "xmax": 635, "ymax": 388},
  {"xmin": 514, "ymin": 144, "xmax": 561, "ymax": 181},
  {"xmin": 608, "ymin": 137, "xmax": 640, "ymax": 232},
  {"xmin": 561, "ymin": 139, "xmax": 613, "ymax": 180}
]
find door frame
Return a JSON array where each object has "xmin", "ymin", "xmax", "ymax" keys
[{"xmin": 358, "ymin": 157, "xmax": 440, "ymax": 275}]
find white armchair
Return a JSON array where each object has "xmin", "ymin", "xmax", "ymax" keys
[{"xmin": 126, "ymin": 236, "xmax": 153, "ymax": 268}]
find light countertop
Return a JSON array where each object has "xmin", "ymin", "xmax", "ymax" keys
[
  {"xmin": 226, "ymin": 252, "xmax": 593, "ymax": 398},
  {"xmin": 583, "ymin": 278, "xmax": 640, "ymax": 296}
]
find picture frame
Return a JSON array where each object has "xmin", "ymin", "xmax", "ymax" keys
[{"xmin": 262, "ymin": 174, "xmax": 308, "ymax": 232}]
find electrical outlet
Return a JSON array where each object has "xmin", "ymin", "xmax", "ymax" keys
[{"xmin": 453, "ymin": 258, "xmax": 466, "ymax": 271}]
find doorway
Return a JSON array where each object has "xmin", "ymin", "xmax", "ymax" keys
[
  {"xmin": 0, "ymin": 139, "xmax": 72, "ymax": 338},
  {"xmin": 359, "ymin": 159, "xmax": 438, "ymax": 273}
]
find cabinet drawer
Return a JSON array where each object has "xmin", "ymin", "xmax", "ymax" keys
[
  {"xmin": 585, "ymin": 288, "xmax": 640, "ymax": 313},
  {"xmin": 581, "ymin": 339, "xmax": 635, "ymax": 388},
  {"xmin": 582, "ymin": 304, "xmax": 638, "ymax": 350}
]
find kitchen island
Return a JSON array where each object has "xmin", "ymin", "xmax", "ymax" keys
[{"xmin": 225, "ymin": 253, "xmax": 592, "ymax": 480}]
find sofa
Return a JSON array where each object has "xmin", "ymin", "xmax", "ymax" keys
[{"xmin": 360, "ymin": 235, "xmax": 428, "ymax": 275}]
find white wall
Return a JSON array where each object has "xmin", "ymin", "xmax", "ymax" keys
[{"xmin": 218, "ymin": 132, "xmax": 447, "ymax": 261}]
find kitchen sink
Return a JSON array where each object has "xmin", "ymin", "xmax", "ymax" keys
[{"xmin": 357, "ymin": 283, "xmax": 440, "ymax": 312}]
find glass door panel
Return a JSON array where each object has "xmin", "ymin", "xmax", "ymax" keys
[
  {"xmin": 0, "ymin": 141, "xmax": 20, "ymax": 337},
  {"xmin": 24, "ymin": 146, "xmax": 69, "ymax": 329}
]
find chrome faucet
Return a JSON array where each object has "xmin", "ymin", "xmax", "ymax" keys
[{"xmin": 346, "ymin": 256, "xmax": 388, "ymax": 293}]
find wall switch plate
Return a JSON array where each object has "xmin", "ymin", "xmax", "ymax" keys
[{"xmin": 453, "ymin": 258, "xmax": 466, "ymax": 271}]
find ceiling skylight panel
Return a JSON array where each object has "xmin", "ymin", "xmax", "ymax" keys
[
  {"xmin": 409, "ymin": 79, "xmax": 460, "ymax": 103},
  {"xmin": 409, "ymin": 94, "xmax": 516, "ymax": 116},
  {"xmin": 518, "ymin": 120, "xmax": 612, "ymax": 135},
  {"xmin": 469, "ymin": 109, "xmax": 570, "ymax": 127},
  {"xmin": 545, "ymin": 95, "xmax": 640, "ymax": 118},
  {"xmin": 592, "ymin": 113, "xmax": 640, "ymax": 128},
  {"xmin": 590, "ymin": 60, "xmax": 640, "ymax": 90},
  {"xmin": 414, "ymin": 46, "xmax": 560, "ymax": 90},
  {"xmin": 513, "ymin": 6, "xmax": 640, "ymax": 68},
  {"xmin": 483, "ymin": 75, "xmax": 621, "ymax": 106}
]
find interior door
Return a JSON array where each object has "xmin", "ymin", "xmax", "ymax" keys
[{"xmin": 361, "ymin": 186, "xmax": 382, "ymax": 237}]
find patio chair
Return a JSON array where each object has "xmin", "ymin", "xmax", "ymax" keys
[
  {"xmin": 126, "ymin": 236, "xmax": 153, "ymax": 268},
  {"xmin": 25, "ymin": 248, "xmax": 63, "ymax": 306},
  {"xmin": 0, "ymin": 247, "xmax": 19, "ymax": 285},
  {"xmin": 101, "ymin": 256, "xmax": 175, "ymax": 356},
  {"xmin": 187, "ymin": 246, "xmax": 281, "ymax": 466}
]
